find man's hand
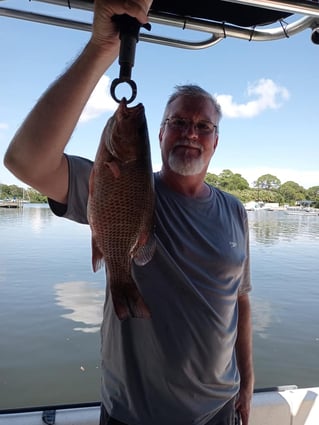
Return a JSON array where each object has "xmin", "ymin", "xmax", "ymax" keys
[
  {"xmin": 235, "ymin": 293, "xmax": 254, "ymax": 425},
  {"xmin": 236, "ymin": 385, "xmax": 253, "ymax": 425},
  {"xmin": 91, "ymin": 0, "xmax": 153, "ymax": 49}
]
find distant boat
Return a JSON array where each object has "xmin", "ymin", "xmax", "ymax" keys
[{"xmin": 244, "ymin": 201, "xmax": 261, "ymax": 211}]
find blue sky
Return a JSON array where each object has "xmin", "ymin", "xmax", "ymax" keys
[{"xmin": 1, "ymin": 0, "xmax": 319, "ymax": 189}]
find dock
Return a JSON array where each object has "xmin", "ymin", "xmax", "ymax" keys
[{"xmin": 0, "ymin": 201, "xmax": 23, "ymax": 208}]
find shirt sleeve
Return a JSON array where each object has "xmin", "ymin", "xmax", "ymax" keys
[{"xmin": 48, "ymin": 154, "xmax": 93, "ymax": 225}]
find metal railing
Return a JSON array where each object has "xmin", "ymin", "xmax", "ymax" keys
[{"xmin": 1, "ymin": 0, "xmax": 319, "ymax": 47}]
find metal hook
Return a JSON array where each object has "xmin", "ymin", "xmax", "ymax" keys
[
  {"xmin": 110, "ymin": 14, "xmax": 151, "ymax": 104},
  {"xmin": 110, "ymin": 78, "xmax": 137, "ymax": 104}
]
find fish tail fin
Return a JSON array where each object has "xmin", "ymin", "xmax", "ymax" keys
[
  {"xmin": 111, "ymin": 277, "xmax": 151, "ymax": 320},
  {"xmin": 91, "ymin": 237, "xmax": 104, "ymax": 272},
  {"xmin": 133, "ymin": 234, "xmax": 156, "ymax": 266}
]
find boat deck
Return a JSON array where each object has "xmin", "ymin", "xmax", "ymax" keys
[{"xmin": 1, "ymin": 386, "xmax": 318, "ymax": 425}]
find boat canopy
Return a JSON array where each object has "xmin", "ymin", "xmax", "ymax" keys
[{"xmin": 1, "ymin": 0, "xmax": 319, "ymax": 48}]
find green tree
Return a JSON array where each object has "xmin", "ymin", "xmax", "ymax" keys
[
  {"xmin": 228, "ymin": 189, "xmax": 254, "ymax": 203},
  {"xmin": 279, "ymin": 181, "xmax": 306, "ymax": 205},
  {"xmin": 257, "ymin": 189, "xmax": 284, "ymax": 203},
  {"xmin": 306, "ymin": 186, "xmax": 319, "ymax": 208},
  {"xmin": 218, "ymin": 169, "xmax": 249, "ymax": 191},
  {"xmin": 205, "ymin": 172, "xmax": 219, "ymax": 187},
  {"xmin": 0, "ymin": 183, "xmax": 47, "ymax": 203},
  {"xmin": 254, "ymin": 174, "xmax": 281, "ymax": 191},
  {"xmin": 305, "ymin": 186, "xmax": 319, "ymax": 200},
  {"xmin": 27, "ymin": 187, "xmax": 47, "ymax": 203},
  {"xmin": 0, "ymin": 184, "xmax": 23, "ymax": 199},
  {"xmin": 0, "ymin": 184, "xmax": 10, "ymax": 199}
]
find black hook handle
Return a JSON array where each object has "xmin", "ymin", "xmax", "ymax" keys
[{"xmin": 110, "ymin": 14, "xmax": 151, "ymax": 104}]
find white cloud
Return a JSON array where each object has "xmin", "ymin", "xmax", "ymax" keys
[
  {"xmin": 0, "ymin": 122, "xmax": 8, "ymax": 130},
  {"xmin": 216, "ymin": 79, "xmax": 290, "ymax": 118},
  {"xmin": 79, "ymin": 75, "xmax": 118, "ymax": 123},
  {"xmin": 0, "ymin": 122, "xmax": 9, "ymax": 143},
  {"xmin": 55, "ymin": 281, "xmax": 104, "ymax": 333}
]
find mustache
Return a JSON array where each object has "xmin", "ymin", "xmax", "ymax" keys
[{"xmin": 172, "ymin": 140, "xmax": 204, "ymax": 152}]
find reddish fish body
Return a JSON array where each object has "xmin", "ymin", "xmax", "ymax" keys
[{"xmin": 87, "ymin": 100, "xmax": 155, "ymax": 320}]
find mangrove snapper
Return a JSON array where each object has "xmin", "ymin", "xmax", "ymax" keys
[{"xmin": 87, "ymin": 99, "xmax": 155, "ymax": 320}]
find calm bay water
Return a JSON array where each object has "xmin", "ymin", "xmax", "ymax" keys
[{"xmin": 0, "ymin": 204, "xmax": 319, "ymax": 409}]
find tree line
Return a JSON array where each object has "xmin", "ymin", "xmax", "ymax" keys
[
  {"xmin": 0, "ymin": 184, "xmax": 47, "ymax": 203},
  {"xmin": 1, "ymin": 171, "xmax": 319, "ymax": 207},
  {"xmin": 205, "ymin": 170, "xmax": 319, "ymax": 207}
]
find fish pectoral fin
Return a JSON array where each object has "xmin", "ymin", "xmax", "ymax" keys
[
  {"xmin": 91, "ymin": 237, "xmax": 105, "ymax": 272},
  {"xmin": 133, "ymin": 234, "xmax": 156, "ymax": 266},
  {"xmin": 105, "ymin": 160, "xmax": 121, "ymax": 179}
]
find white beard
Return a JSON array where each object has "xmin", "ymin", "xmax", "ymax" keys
[
  {"xmin": 167, "ymin": 141, "xmax": 206, "ymax": 176},
  {"xmin": 168, "ymin": 151, "xmax": 206, "ymax": 176}
]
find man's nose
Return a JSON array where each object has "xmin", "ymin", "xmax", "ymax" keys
[{"xmin": 183, "ymin": 122, "xmax": 199, "ymax": 138}]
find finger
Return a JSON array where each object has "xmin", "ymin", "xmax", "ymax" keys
[
  {"xmin": 122, "ymin": 0, "xmax": 153, "ymax": 23},
  {"xmin": 238, "ymin": 406, "xmax": 250, "ymax": 425}
]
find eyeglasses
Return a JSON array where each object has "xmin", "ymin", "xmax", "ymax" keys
[{"xmin": 164, "ymin": 117, "xmax": 217, "ymax": 135}]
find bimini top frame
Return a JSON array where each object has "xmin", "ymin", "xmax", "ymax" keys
[{"xmin": 1, "ymin": 0, "xmax": 319, "ymax": 48}]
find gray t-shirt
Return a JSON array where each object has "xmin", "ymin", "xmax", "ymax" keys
[{"xmin": 49, "ymin": 154, "xmax": 251, "ymax": 425}]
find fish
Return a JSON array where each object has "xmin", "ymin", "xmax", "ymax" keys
[{"xmin": 87, "ymin": 99, "xmax": 155, "ymax": 321}]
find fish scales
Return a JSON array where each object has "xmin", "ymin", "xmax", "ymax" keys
[{"xmin": 87, "ymin": 99, "xmax": 155, "ymax": 320}]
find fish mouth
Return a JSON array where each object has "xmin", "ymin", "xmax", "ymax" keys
[
  {"xmin": 106, "ymin": 100, "xmax": 147, "ymax": 161},
  {"xmin": 118, "ymin": 99, "xmax": 145, "ymax": 119}
]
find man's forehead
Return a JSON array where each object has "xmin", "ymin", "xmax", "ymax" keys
[{"xmin": 167, "ymin": 96, "xmax": 216, "ymax": 119}]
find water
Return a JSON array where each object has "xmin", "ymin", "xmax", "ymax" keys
[
  {"xmin": 0, "ymin": 205, "xmax": 319, "ymax": 409},
  {"xmin": 249, "ymin": 210, "xmax": 319, "ymax": 389}
]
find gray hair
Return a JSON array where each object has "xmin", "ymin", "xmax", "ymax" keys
[{"xmin": 161, "ymin": 84, "xmax": 222, "ymax": 130}]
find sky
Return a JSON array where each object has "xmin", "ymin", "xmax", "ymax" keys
[{"xmin": 1, "ymin": 0, "xmax": 319, "ymax": 189}]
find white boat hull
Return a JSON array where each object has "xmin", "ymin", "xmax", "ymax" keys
[{"xmin": 1, "ymin": 387, "xmax": 319, "ymax": 425}]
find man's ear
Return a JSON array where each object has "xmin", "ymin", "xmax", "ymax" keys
[
  {"xmin": 213, "ymin": 135, "xmax": 219, "ymax": 150},
  {"xmin": 159, "ymin": 127, "xmax": 164, "ymax": 144}
]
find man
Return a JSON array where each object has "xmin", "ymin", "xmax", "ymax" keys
[{"xmin": 4, "ymin": 1, "xmax": 254, "ymax": 424}]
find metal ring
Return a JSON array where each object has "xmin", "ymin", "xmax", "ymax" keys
[{"xmin": 110, "ymin": 78, "xmax": 137, "ymax": 104}]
